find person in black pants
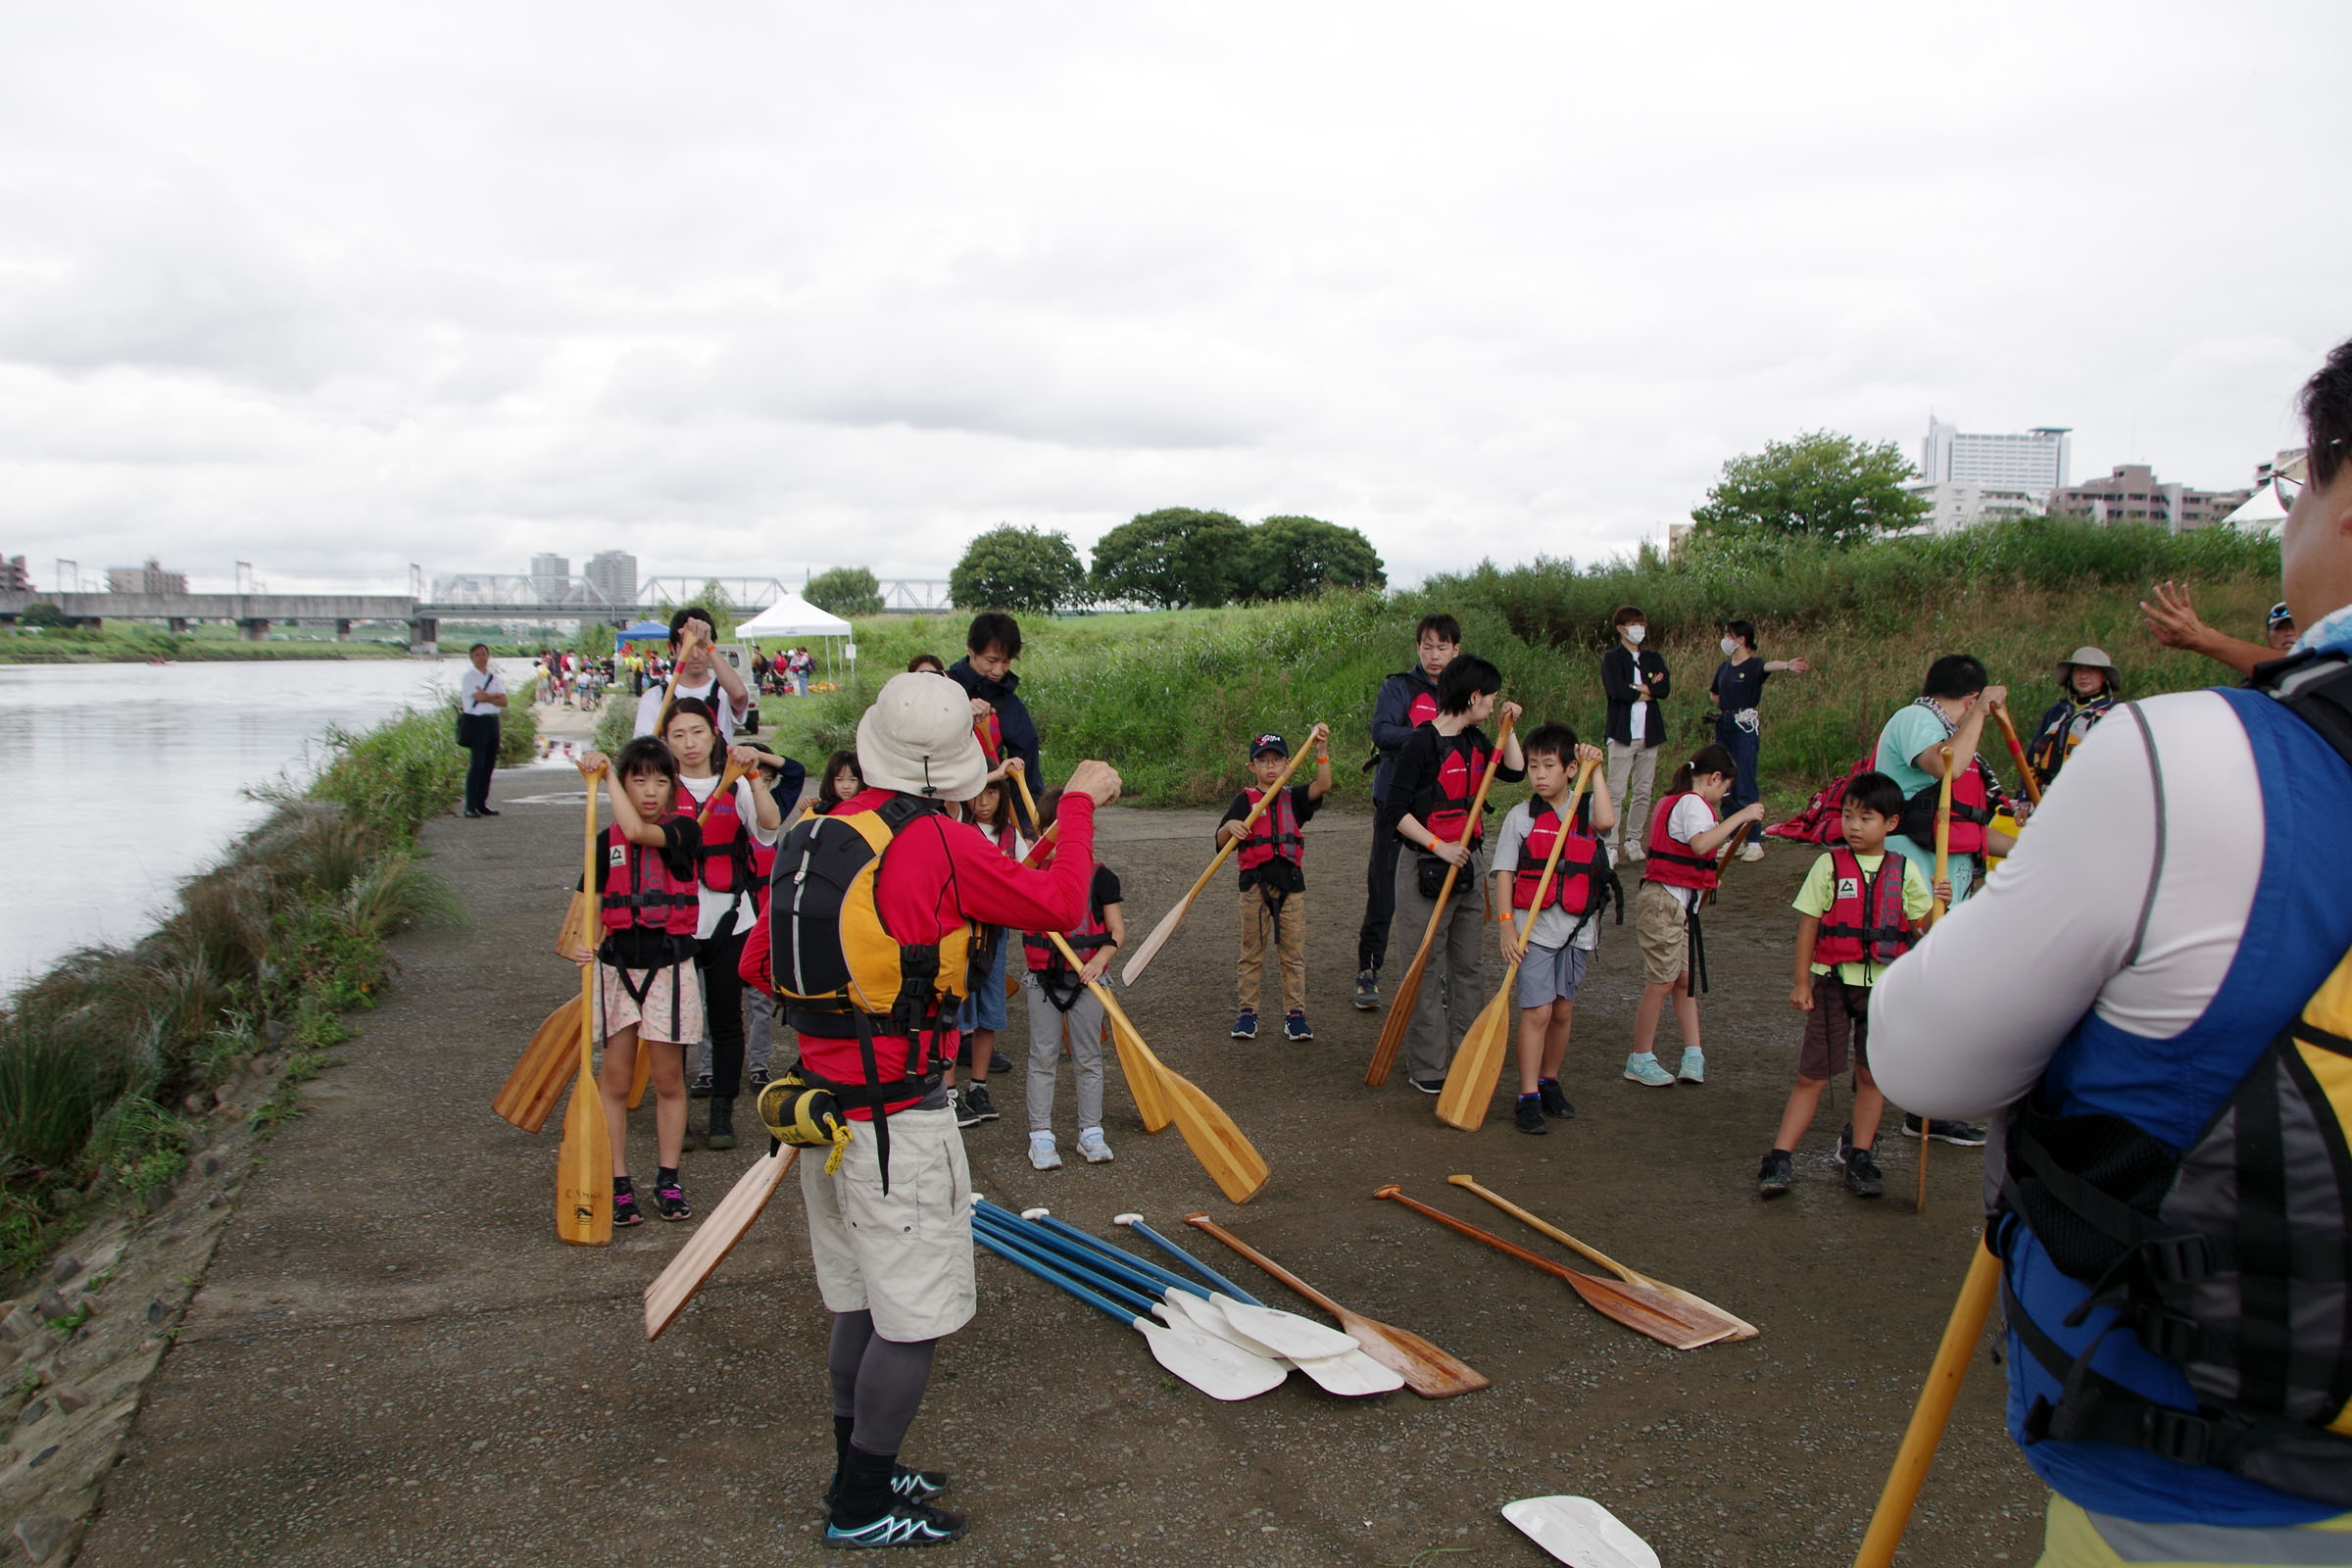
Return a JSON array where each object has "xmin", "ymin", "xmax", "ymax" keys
[
  {"xmin": 457, "ymin": 643, "xmax": 506, "ymax": 817},
  {"xmin": 1354, "ymin": 613, "xmax": 1458, "ymax": 1010}
]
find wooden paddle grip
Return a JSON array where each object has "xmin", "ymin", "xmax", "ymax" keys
[{"xmin": 1183, "ymin": 1214, "xmax": 1345, "ymax": 1316}]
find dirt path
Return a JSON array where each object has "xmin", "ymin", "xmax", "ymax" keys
[{"xmin": 73, "ymin": 793, "xmax": 2044, "ymax": 1566}]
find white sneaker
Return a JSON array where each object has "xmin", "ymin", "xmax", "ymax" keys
[
  {"xmin": 1678, "ymin": 1048, "xmax": 1706, "ymax": 1084},
  {"xmin": 1028, "ymin": 1132, "xmax": 1062, "ymax": 1171},
  {"xmin": 1077, "ymin": 1127, "xmax": 1114, "ymax": 1164},
  {"xmin": 1739, "ymin": 843, "xmax": 1765, "ymax": 863}
]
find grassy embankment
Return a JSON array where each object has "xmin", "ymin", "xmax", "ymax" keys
[
  {"xmin": 0, "ymin": 710, "xmax": 472, "ymax": 1286},
  {"xmin": 0, "ymin": 624, "xmax": 410, "ymax": 663},
  {"xmin": 758, "ymin": 517, "xmax": 2279, "ymax": 812}
]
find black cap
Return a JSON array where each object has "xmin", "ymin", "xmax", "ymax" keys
[{"xmin": 1250, "ymin": 732, "xmax": 1288, "ymax": 759}]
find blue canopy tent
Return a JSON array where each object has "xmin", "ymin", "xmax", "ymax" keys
[{"xmin": 615, "ymin": 619, "xmax": 671, "ymax": 643}]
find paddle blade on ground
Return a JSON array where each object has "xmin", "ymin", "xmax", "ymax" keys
[
  {"xmin": 643, "ymin": 1144, "xmax": 798, "ymax": 1340},
  {"xmin": 494, "ymin": 996, "xmax": 584, "ymax": 1132},
  {"xmin": 1502, "ymin": 1497, "xmax": 1658, "ymax": 1568}
]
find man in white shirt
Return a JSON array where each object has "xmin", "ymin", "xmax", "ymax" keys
[
  {"xmin": 632, "ymin": 608, "xmax": 750, "ymax": 744},
  {"xmin": 457, "ymin": 643, "xmax": 507, "ymax": 817}
]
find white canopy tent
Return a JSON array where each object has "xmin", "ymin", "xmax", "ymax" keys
[
  {"xmin": 2222, "ymin": 484, "xmax": 2289, "ymax": 536},
  {"xmin": 734, "ymin": 593, "xmax": 856, "ymax": 688}
]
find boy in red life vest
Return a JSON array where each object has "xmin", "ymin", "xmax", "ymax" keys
[
  {"xmin": 1219, "ymin": 724, "xmax": 1333, "ymax": 1043},
  {"xmin": 1016, "ymin": 790, "xmax": 1126, "ymax": 1170},
  {"xmin": 1487, "ymin": 725, "xmax": 1617, "ymax": 1134},
  {"xmin": 1625, "ymin": 742, "xmax": 1765, "ymax": 1089},
  {"xmin": 1757, "ymin": 771, "xmax": 1946, "ymax": 1199},
  {"xmin": 1388, "ymin": 655, "xmax": 1526, "ymax": 1093},
  {"xmin": 561, "ymin": 738, "xmax": 704, "ymax": 1225}
]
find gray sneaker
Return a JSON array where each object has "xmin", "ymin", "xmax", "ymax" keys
[
  {"xmin": 1353, "ymin": 968, "xmax": 1380, "ymax": 1010},
  {"xmin": 1842, "ymin": 1144, "xmax": 1886, "ymax": 1199}
]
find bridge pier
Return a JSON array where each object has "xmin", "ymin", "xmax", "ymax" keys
[
  {"xmin": 168, "ymin": 617, "xmax": 189, "ymax": 635},
  {"xmin": 409, "ymin": 616, "xmax": 439, "ymax": 656},
  {"xmin": 238, "ymin": 619, "xmax": 270, "ymax": 643},
  {"xmin": 335, "ymin": 619, "xmax": 352, "ymax": 642}
]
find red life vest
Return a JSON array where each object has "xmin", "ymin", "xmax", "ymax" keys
[
  {"xmin": 600, "ymin": 819, "xmax": 700, "ymax": 936},
  {"xmin": 690, "ymin": 776, "xmax": 757, "ymax": 896},
  {"xmin": 1898, "ymin": 756, "xmax": 1993, "ymax": 856},
  {"xmin": 1022, "ymin": 894, "xmax": 1111, "ymax": 974},
  {"xmin": 1235, "ymin": 787, "xmax": 1304, "ymax": 874},
  {"xmin": 1512, "ymin": 799, "xmax": 1603, "ymax": 914},
  {"xmin": 1407, "ymin": 687, "xmax": 1439, "ymax": 729},
  {"xmin": 974, "ymin": 710, "xmax": 1004, "ymax": 765},
  {"xmin": 1641, "ymin": 791, "xmax": 1720, "ymax": 892},
  {"xmin": 1811, "ymin": 847, "xmax": 1917, "ymax": 967},
  {"xmin": 1426, "ymin": 734, "xmax": 1493, "ymax": 847}
]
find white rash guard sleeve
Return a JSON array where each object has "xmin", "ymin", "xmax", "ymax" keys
[{"xmin": 1870, "ymin": 690, "xmax": 2264, "ymax": 1120}]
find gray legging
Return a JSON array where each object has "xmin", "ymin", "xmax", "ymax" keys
[
  {"xmin": 828, "ymin": 1308, "xmax": 938, "ymax": 1456},
  {"xmin": 1393, "ymin": 848, "xmax": 1489, "ymax": 1084},
  {"xmin": 1023, "ymin": 973, "xmax": 1105, "ymax": 1135}
]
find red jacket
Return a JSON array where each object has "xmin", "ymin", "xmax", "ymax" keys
[{"xmin": 741, "ymin": 787, "xmax": 1098, "ymax": 1117}]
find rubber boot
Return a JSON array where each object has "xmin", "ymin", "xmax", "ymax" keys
[{"xmin": 704, "ymin": 1097, "xmax": 737, "ymax": 1151}]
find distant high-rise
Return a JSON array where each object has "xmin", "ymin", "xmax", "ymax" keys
[
  {"xmin": 529, "ymin": 553, "xmax": 569, "ymax": 603},
  {"xmin": 584, "ymin": 550, "xmax": 638, "ymax": 607},
  {"xmin": 1922, "ymin": 417, "xmax": 2072, "ymax": 494},
  {"xmin": 106, "ymin": 559, "xmax": 189, "ymax": 595},
  {"xmin": 2049, "ymin": 465, "xmax": 2252, "ymax": 533},
  {"xmin": 0, "ymin": 556, "xmax": 27, "ymax": 593}
]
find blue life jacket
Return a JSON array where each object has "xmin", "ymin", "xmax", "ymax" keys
[{"xmin": 1998, "ymin": 680, "xmax": 2352, "ymax": 1525}]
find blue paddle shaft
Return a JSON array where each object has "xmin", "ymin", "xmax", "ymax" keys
[
  {"xmin": 976, "ymin": 1200, "xmax": 1209, "ymax": 1299},
  {"xmin": 973, "ymin": 1229, "xmax": 1153, "ymax": 1324},
  {"xmin": 1121, "ymin": 1218, "xmax": 1265, "ymax": 1306},
  {"xmin": 972, "ymin": 1204, "xmax": 1207, "ymax": 1301},
  {"xmin": 971, "ymin": 1207, "xmax": 1183, "ymax": 1307}
]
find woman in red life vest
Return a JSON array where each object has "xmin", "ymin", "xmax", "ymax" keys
[
  {"xmin": 1625, "ymin": 743, "xmax": 1764, "ymax": 1089},
  {"xmin": 1387, "ymin": 655, "xmax": 1525, "ymax": 1092},
  {"xmin": 662, "ymin": 699, "xmax": 799, "ymax": 1154},
  {"xmin": 1218, "ymin": 724, "xmax": 1334, "ymax": 1042},
  {"xmin": 560, "ymin": 737, "xmax": 704, "ymax": 1225}
]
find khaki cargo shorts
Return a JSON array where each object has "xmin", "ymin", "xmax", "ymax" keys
[
  {"xmin": 1635, "ymin": 880, "xmax": 1692, "ymax": 985},
  {"xmin": 801, "ymin": 1105, "xmax": 975, "ymax": 1342}
]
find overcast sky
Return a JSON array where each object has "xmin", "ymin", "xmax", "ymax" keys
[{"xmin": 2, "ymin": 2, "xmax": 2343, "ymax": 595}]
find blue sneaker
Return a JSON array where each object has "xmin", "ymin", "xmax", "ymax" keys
[
  {"xmin": 1623, "ymin": 1053, "xmax": 1676, "ymax": 1087},
  {"xmin": 1284, "ymin": 1009, "xmax": 1312, "ymax": 1042},
  {"xmin": 1231, "ymin": 1008, "xmax": 1257, "ymax": 1040},
  {"xmin": 824, "ymin": 1499, "xmax": 966, "ymax": 1548}
]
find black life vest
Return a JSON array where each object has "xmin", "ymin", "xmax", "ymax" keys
[{"xmin": 1811, "ymin": 848, "xmax": 1916, "ymax": 968}]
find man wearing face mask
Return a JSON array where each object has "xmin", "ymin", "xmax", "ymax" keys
[{"xmin": 1599, "ymin": 606, "xmax": 1671, "ymax": 864}]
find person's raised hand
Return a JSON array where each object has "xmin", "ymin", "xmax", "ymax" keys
[
  {"xmin": 1574, "ymin": 741, "xmax": 1604, "ymax": 767},
  {"xmin": 969, "ymin": 697, "xmax": 994, "ymax": 720},
  {"xmin": 1065, "ymin": 760, "xmax": 1122, "ymax": 808},
  {"xmin": 1308, "ymin": 721, "xmax": 1332, "ymax": 753},
  {"xmin": 1980, "ymin": 684, "xmax": 2009, "ymax": 710},
  {"xmin": 1497, "ymin": 700, "xmax": 1524, "ymax": 725},
  {"xmin": 577, "ymin": 751, "xmax": 609, "ymax": 777},
  {"xmin": 1788, "ymin": 658, "xmax": 1813, "ymax": 674},
  {"xmin": 2140, "ymin": 580, "xmax": 2209, "ymax": 651}
]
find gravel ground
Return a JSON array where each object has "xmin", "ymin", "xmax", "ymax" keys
[{"xmin": 71, "ymin": 790, "xmax": 2045, "ymax": 1567}]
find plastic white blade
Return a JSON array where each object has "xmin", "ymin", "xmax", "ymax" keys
[
  {"xmin": 1500, "ymin": 1496, "xmax": 1658, "ymax": 1568},
  {"xmin": 1162, "ymin": 1292, "xmax": 1290, "ymax": 1362},
  {"xmin": 1209, "ymin": 1293, "xmax": 1361, "ymax": 1361},
  {"xmin": 1286, "ymin": 1348, "xmax": 1405, "ymax": 1396},
  {"xmin": 1130, "ymin": 1312, "xmax": 1287, "ymax": 1400}
]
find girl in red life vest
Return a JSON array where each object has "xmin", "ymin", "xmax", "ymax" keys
[
  {"xmin": 1624, "ymin": 743, "xmax": 1764, "ymax": 1090},
  {"xmin": 1387, "ymin": 656, "xmax": 1527, "ymax": 1092},
  {"xmin": 662, "ymin": 699, "xmax": 793, "ymax": 1155},
  {"xmin": 814, "ymin": 751, "xmax": 864, "ymax": 815},
  {"xmin": 947, "ymin": 773, "xmax": 1027, "ymax": 1130},
  {"xmin": 1218, "ymin": 723, "xmax": 1333, "ymax": 1043},
  {"xmin": 562, "ymin": 738, "xmax": 704, "ymax": 1225},
  {"xmin": 1487, "ymin": 724, "xmax": 1617, "ymax": 1134}
]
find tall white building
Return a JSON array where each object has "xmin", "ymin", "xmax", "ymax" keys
[
  {"xmin": 1922, "ymin": 417, "xmax": 2072, "ymax": 494},
  {"xmin": 584, "ymin": 550, "xmax": 638, "ymax": 607},
  {"xmin": 529, "ymin": 553, "xmax": 569, "ymax": 603}
]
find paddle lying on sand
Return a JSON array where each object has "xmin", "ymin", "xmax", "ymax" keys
[
  {"xmin": 1043, "ymin": 930, "xmax": 1176, "ymax": 1135},
  {"xmin": 494, "ymin": 997, "xmax": 586, "ymax": 1132},
  {"xmin": 1185, "ymin": 1211, "xmax": 1490, "ymax": 1397},
  {"xmin": 557, "ymin": 776, "xmax": 612, "ymax": 1247},
  {"xmin": 1374, "ymin": 1184, "xmax": 1740, "ymax": 1350},
  {"xmin": 1437, "ymin": 757, "xmax": 1596, "ymax": 1130},
  {"xmin": 642, "ymin": 1143, "xmax": 797, "ymax": 1340},
  {"xmin": 1366, "ymin": 712, "xmax": 1517, "ymax": 1087},
  {"xmin": 1989, "ymin": 702, "xmax": 2044, "ymax": 805},
  {"xmin": 972, "ymin": 1211, "xmax": 1286, "ymax": 1400},
  {"xmin": 1852, "ymin": 1237, "xmax": 2002, "ymax": 1568},
  {"xmin": 1119, "ymin": 728, "xmax": 1320, "ymax": 987},
  {"xmin": 1446, "ymin": 1173, "xmax": 1757, "ymax": 1342},
  {"xmin": 1503, "ymin": 1496, "xmax": 1659, "ymax": 1568}
]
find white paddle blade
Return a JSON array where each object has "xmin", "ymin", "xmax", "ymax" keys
[
  {"xmin": 1286, "ymin": 1348, "xmax": 1405, "ymax": 1397},
  {"xmin": 1163, "ymin": 1292, "xmax": 1289, "ymax": 1362},
  {"xmin": 1130, "ymin": 1314, "xmax": 1288, "ymax": 1400},
  {"xmin": 1500, "ymin": 1496, "xmax": 1658, "ymax": 1568},
  {"xmin": 1211, "ymin": 1294, "xmax": 1360, "ymax": 1361}
]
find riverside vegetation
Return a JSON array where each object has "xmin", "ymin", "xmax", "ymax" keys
[{"xmin": 0, "ymin": 708, "xmax": 474, "ymax": 1286}]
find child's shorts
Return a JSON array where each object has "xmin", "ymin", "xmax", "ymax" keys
[
  {"xmin": 957, "ymin": 932, "xmax": 1009, "ymax": 1034},
  {"xmin": 1514, "ymin": 940, "xmax": 1591, "ymax": 1007},
  {"xmin": 1635, "ymin": 881, "xmax": 1691, "ymax": 984},
  {"xmin": 596, "ymin": 960, "xmax": 702, "ymax": 1045},
  {"xmin": 1797, "ymin": 971, "xmax": 1872, "ymax": 1079}
]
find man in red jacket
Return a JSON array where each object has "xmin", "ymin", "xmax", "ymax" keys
[{"xmin": 741, "ymin": 671, "xmax": 1119, "ymax": 1549}]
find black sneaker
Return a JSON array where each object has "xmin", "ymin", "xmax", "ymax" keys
[
  {"xmin": 654, "ymin": 1174, "xmax": 691, "ymax": 1221},
  {"xmin": 1513, "ymin": 1097, "xmax": 1548, "ymax": 1135},
  {"xmin": 1537, "ymin": 1080, "xmax": 1574, "ymax": 1119},
  {"xmin": 824, "ymin": 1499, "xmax": 966, "ymax": 1548},
  {"xmin": 689, "ymin": 1071, "xmax": 713, "ymax": 1101},
  {"xmin": 1408, "ymin": 1076, "xmax": 1444, "ymax": 1096},
  {"xmin": 950, "ymin": 1089, "xmax": 980, "ymax": 1129},
  {"xmin": 1757, "ymin": 1150, "xmax": 1794, "ymax": 1198},
  {"xmin": 1231, "ymin": 1008, "xmax": 1257, "ymax": 1040},
  {"xmin": 1842, "ymin": 1144, "xmax": 1885, "ymax": 1199},
  {"xmin": 612, "ymin": 1180, "xmax": 644, "ymax": 1227},
  {"xmin": 825, "ymin": 1465, "xmax": 952, "ymax": 1512},
  {"xmin": 704, "ymin": 1099, "xmax": 738, "ymax": 1151},
  {"xmin": 1903, "ymin": 1113, "xmax": 1987, "ymax": 1148},
  {"xmin": 1353, "ymin": 968, "xmax": 1380, "ymax": 1010},
  {"xmin": 989, "ymin": 1050, "xmax": 1012, "ymax": 1075},
  {"xmin": 748, "ymin": 1066, "xmax": 771, "ymax": 1093},
  {"xmin": 964, "ymin": 1084, "xmax": 999, "ymax": 1123}
]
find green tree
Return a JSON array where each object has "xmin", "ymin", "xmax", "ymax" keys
[
  {"xmin": 693, "ymin": 581, "xmax": 736, "ymax": 641},
  {"xmin": 20, "ymin": 601, "xmax": 67, "ymax": 630},
  {"xmin": 951, "ymin": 526, "xmax": 1089, "ymax": 615},
  {"xmin": 1690, "ymin": 430, "xmax": 1929, "ymax": 548},
  {"xmin": 805, "ymin": 565, "xmax": 885, "ymax": 619},
  {"xmin": 1090, "ymin": 508, "xmax": 1250, "ymax": 610},
  {"xmin": 574, "ymin": 619, "xmax": 615, "ymax": 658},
  {"xmin": 1235, "ymin": 515, "xmax": 1387, "ymax": 601}
]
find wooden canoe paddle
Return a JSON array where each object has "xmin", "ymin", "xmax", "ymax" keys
[
  {"xmin": 1916, "ymin": 746, "xmax": 1958, "ymax": 1211},
  {"xmin": 1852, "ymin": 1238, "xmax": 2002, "ymax": 1568},
  {"xmin": 1120, "ymin": 729, "xmax": 1319, "ymax": 987},
  {"xmin": 1042, "ymin": 933, "xmax": 1254, "ymax": 1191},
  {"xmin": 1374, "ymin": 1184, "xmax": 1740, "ymax": 1349},
  {"xmin": 1437, "ymin": 758, "xmax": 1595, "ymax": 1131},
  {"xmin": 493, "ymin": 997, "xmax": 585, "ymax": 1132},
  {"xmin": 643, "ymin": 1142, "xmax": 798, "ymax": 1339},
  {"xmin": 1446, "ymin": 1173, "xmax": 1757, "ymax": 1341},
  {"xmin": 1989, "ymin": 703, "xmax": 2044, "ymax": 806},
  {"xmin": 1366, "ymin": 712, "xmax": 1518, "ymax": 1087},
  {"xmin": 1184, "ymin": 1212, "xmax": 1489, "ymax": 1397},
  {"xmin": 558, "ymin": 775, "xmax": 612, "ymax": 1247}
]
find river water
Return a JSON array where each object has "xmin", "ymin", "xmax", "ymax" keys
[{"xmin": 0, "ymin": 658, "xmax": 542, "ymax": 991}]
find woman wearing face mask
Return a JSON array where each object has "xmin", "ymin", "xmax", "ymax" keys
[
  {"xmin": 1599, "ymin": 607, "xmax": 1672, "ymax": 865},
  {"xmin": 1709, "ymin": 621, "xmax": 1811, "ymax": 861}
]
